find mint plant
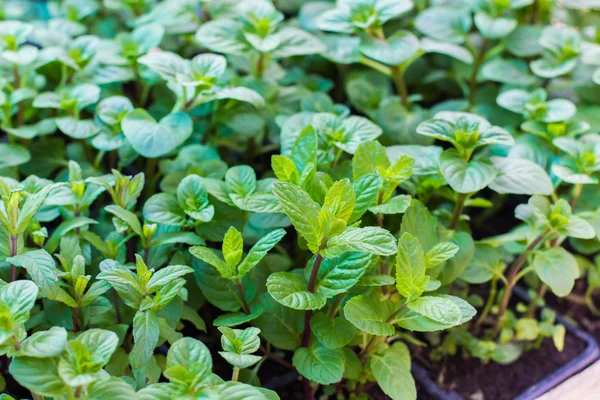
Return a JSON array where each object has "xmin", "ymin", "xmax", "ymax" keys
[{"xmin": 2, "ymin": 1, "xmax": 600, "ymax": 399}]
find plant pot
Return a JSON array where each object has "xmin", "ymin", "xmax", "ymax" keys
[{"xmin": 413, "ymin": 287, "xmax": 600, "ymax": 400}]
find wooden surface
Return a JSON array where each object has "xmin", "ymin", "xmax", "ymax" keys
[{"xmin": 537, "ymin": 360, "xmax": 600, "ymax": 400}]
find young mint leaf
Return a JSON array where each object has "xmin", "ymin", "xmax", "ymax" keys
[
  {"xmin": 293, "ymin": 343, "xmax": 345, "ymax": 385},
  {"xmin": 266, "ymin": 272, "xmax": 326, "ymax": 310},
  {"xmin": 273, "ymin": 182, "xmax": 323, "ymax": 254}
]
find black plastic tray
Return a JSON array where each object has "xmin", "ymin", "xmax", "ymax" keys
[{"xmin": 413, "ymin": 286, "xmax": 600, "ymax": 400}]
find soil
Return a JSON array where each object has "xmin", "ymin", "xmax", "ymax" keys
[{"xmin": 415, "ymin": 333, "xmax": 587, "ymax": 400}]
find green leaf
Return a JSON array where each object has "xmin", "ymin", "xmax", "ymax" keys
[
  {"xmin": 439, "ymin": 149, "xmax": 497, "ymax": 194},
  {"xmin": 122, "ymin": 109, "xmax": 193, "ymax": 158},
  {"xmin": 0, "ymin": 144, "xmax": 31, "ymax": 168},
  {"xmin": 324, "ymin": 227, "xmax": 397, "ymax": 257},
  {"xmin": 273, "ymin": 182, "xmax": 323, "ymax": 254},
  {"xmin": 481, "ymin": 58, "xmax": 535, "ymax": 86},
  {"xmin": 370, "ymin": 344, "xmax": 416, "ymax": 400},
  {"xmin": 414, "ymin": 7, "xmax": 471, "ymax": 44},
  {"xmin": 436, "ymin": 231, "xmax": 475, "ymax": 285},
  {"xmin": 213, "ymin": 302, "xmax": 264, "ymax": 327},
  {"xmin": 9, "ymin": 357, "xmax": 65, "ymax": 397},
  {"xmin": 488, "ymin": 157, "xmax": 553, "ymax": 195},
  {"xmin": 105, "ymin": 205, "xmax": 142, "ymax": 235},
  {"xmin": 343, "ymin": 295, "xmax": 395, "ymax": 336},
  {"xmin": 130, "ymin": 310, "xmax": 160, "ymax": 370},
  {"xmin": 254, "ymin": 294, "xmax": 303, "ymax": 351},
  {"xmin": 143, "ymin": 193, "xmax": 188, "ymax": 227},
  {"xmin": 460, "ymin": 244, "xmax": 503, "ymax": 284},
  {"xmin": 0, "ymin": 279, "xmax": 38, "ymax": 324},
  {"xmin": 87, "ymin": 377, "xmax": 138, "ymax": 400},
  {"xmin": 426, "ymin": 242, "xmax": 460, "ymax": 269},
  {"xmin": 293, "ymin": 343, "xmax": 345, "ymax": 385},
  {"xmin": 190, "ymin": 246, "xmax": 235, "ymax": 279},
  {"xmin": 360, "ymin": 31, "xmax": 420, "ymax": 66},
  {"xmin": 395, "ymin": 233, "xmax": 428, "ymax": 302},
  {"xmin": 271, "ymin": 155, "xmax": 299, "ymax": 184},
  {"xmin": 177, "ymin": 174, "xmax": 214, "ymax": 222},
  {"xmin": 316, "ymin": 252, "xmax": 374, "ymax": 297},
  {"xmin": 350, "ymin": 174, "xmax": 381, "ymax": 222},
  {"xmin": 147, "ymin": 265, "xmax": 194, "ymax": 293},
  {"xmin": 397, "ymin": 295, "xmax": 476, "ymax": 332},
  {"xmin": 77, "ymin": 328, "xmax": 119, "ymax": 365},
  {"xmin": 475, "ymin": 13, "xmax": 517, "ymax": 39},
  {"xmin": 18, "ymin": 327, "xmax": 67, "ymax": 358},
  {"xmin": 16, "ymin": 184, "xmax": 58, "ymax": 235},
  {"xmin": 237, "ymin": 229, "xmax": 286, "ymax": 278},
  {"xmin": 267, "ymin": 272, "xmax": 326, "ymax": 310},
  {"xmin": 533, "ymin": 247, "xmax": 579, "ymax": 297},
  {"xmin": 400, "ymin": 200, "xmax": 438, "ymax": 251},
  {"xmin": 44, "ymin": 216, "xmax": 97, "ymax": 253},
  {"xmin": 420, "ymin": 38, "xmax": 473, "ymax": 64},
  {"xmin": 7, "ymin": 249, "xmax": 77, "ymax": 307},
  {"xmin": 223, "ymin": 226, "xmax": 244, "ymax": 268},
  {"xmin": 218, "ymin": 327, "xmax": 262, "ymax": 369},
  {"xmin": 369, "ymin": 195, "xmax": 412, "ymax": 215},
  {"xmin": 311, "ymin": 313, "xmax": 356, "ymax": 349},
  {"xmin": 165, "ymin": 337, "xmax": 212, "ymax": 387}
]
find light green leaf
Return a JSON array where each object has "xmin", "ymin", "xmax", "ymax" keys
[
  {"xmin": 369, "ymin": 195, "xmax": 412, "ymax": 215},
  {"xmin": 360, "ymin": 31, "xmax": 420, "ymax": 66},
  {"xmin": 122, "ymin": 109, "xmax": 193, "ymax": 158},
  {"xmin": 316, "ymin": 252, "xmax": 374, "ymax": 297},
  {"xmin": 130, "ymin": 310, "xmax": 160, "ymax": 370},
  {"xmin": 533, "ymin": 247, "xmax": 579, "ymax": 297},
  {"xmin": 395, "ymin": 233, "xmax": 428, "ymax": 302},
  {"xmin": 237, "ymin": 229, "xmax": 286, "ymax": 278},
  {"xmin": 147, "ymin": 265, "xmax": 193, "ymax": 293},
  {"xmin": 273, "ymin": 182, "xmax": 322, "ymax": 254},
  {"xmin": 190, "ymin": 246, "xmax": 235, "ymax": 279},
  {"xmin": 9, "ymin": 357, "xmax": 65, "ymax": 397},
  {"xmin": 18, "ymin": 327, "xmax": 67, "ymax": 358},
  {"xmin": 439, "ymin": 149, "xmax": 497, "ymax": 194},
  {"xmin": 488, "ymin": 157, "xmax": 553, "ymax": 195},
  {"xmin": 343, "ymin": 295, "xmax": 395, "ymax": 336},
  {"xmin": 0, "ymin": 144, "xmax": 31, "ymax": 168},
  {"xmin": 7, "ymin": 250, "xmax": 77, "ymax": 307},
  {"xmin": 324, "ymin": 227, "xmax": 397, "ymax": 257},
  {"xmin": 105, "ymin": 205, "xmax": 142, "ymax": 235},
  {"xmin": 266, "ymin": 272, "xmax": 326, "ymax": 310},
  {"xmin": 370, "ymin": 344, "xmax": 416, "ymax": 400},
  {"xmin": 0, "ymin": 279, "xmax": 38, "ymax": 324}
]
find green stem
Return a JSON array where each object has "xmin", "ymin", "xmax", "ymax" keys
[
  {"xmin": 13, "ymin": 65, "xmax": 24, "ymax": 127},
  {"xmin": 570, "ymin": 183, "xmax": 583, "ymax": 209},
  {"xmin": 450, "ymin": 193, "xmax": 467, "ymax": 230},
  {"xmin": 585, "ymin": 287, "xmax": 599, "ymax": 316},
  {"xmin": 475, "ymin": 276, "xmax": 497, "ymax": 328},
  {"xmin": 32, "ymin": 394, "xmax": 44, "ymax": 400},
  {"xmin": 328, "ymin": 293, "xmax": 345, "ymax": 319},
  {"xmin": 391, "ymin": 65, "xmax": 411, "ymax": 110},
  {"xmin": 301, "ymin": 254, "xmax": 325, "ymax": 348},
  {"xmin": 493, "ymin": 230, "xmax": 550, "ymax": 336},
  {"xmin": 468, "ymin": 39, "xmax": 489, "ymax": 109},
  {"xmin": 234, "ymin": 279, "xmax": 251, "ymax": 314},
  {"xmin": 9, "ymin": 234, "xmax": 17, "ymax": 282},
  {"xmin": 232, "ymin": 366, "xmax": 240, "ymax": 382},
  {"xmin": 526, "ymin": 283, "xmax": 547, "ymax": 318},
  {"xmin": 143, "ymin": 157, "xmax": 158, "ymax": 201},
  {"xmin": 359, "ymin": 302, "xmax": 407, "ymax": 363}
]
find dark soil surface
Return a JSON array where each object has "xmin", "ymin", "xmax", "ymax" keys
[{"xmin": 417, "ymin": 334, "xmax": 587, "ymax": 400}]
